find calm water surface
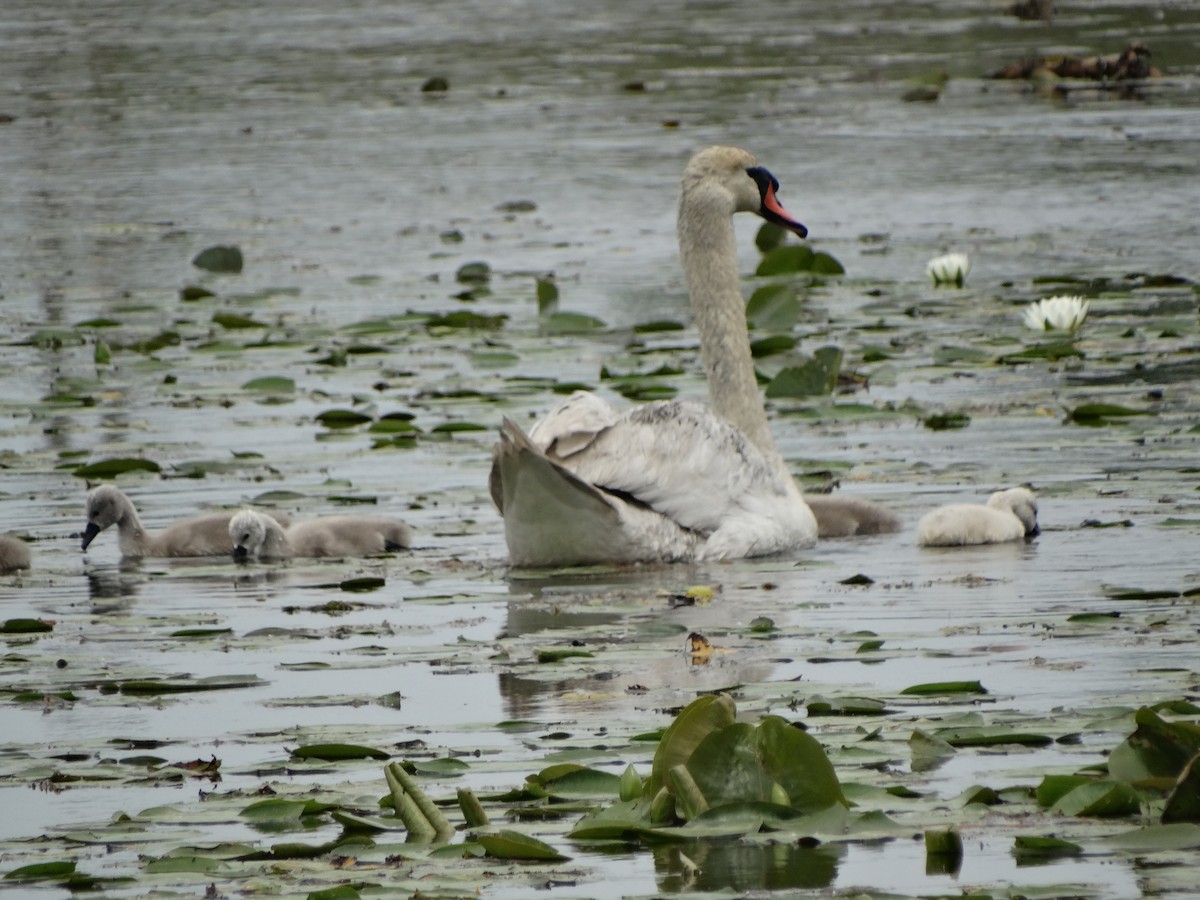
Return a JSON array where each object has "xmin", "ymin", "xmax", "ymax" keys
[{"xmin": 2, "ymin": 1, "xmax": 1200, "ymax": 897}]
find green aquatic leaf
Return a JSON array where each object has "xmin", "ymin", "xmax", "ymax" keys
[
  {"xmin": 1, "ymin": 618, "xmax": 54, "ymax": 634},
  {"xmin": 535, "ymin": 276, "xmax": 559, "ymax": 314},
  {"xmin": 476, "ymin": 829, "xmax": 568, "ymax": 861},
  {"xmin": 1051, "ymin": 780, "xmax": 1141, "ymax": 817},
  {"xmin": 541, "ymin": 311, "xmax": 606, "ymax": 334},
  {"xmin": 213, "ymin": 312, "xmax": 267, "ymax": 329},
  {"xmin": 290, "ymin": 744, "xmax": 391, "ymax": 762},
  {"xmin": 933, "ymin": 345, "xmax": 992, "ymax": 365},
  {"xmin": 456, "ymin": 261, "xmax": 491, "ymax": 284},
  {"xmin": 750, "ymin": 334, "xmax": 797, "ymax": 358},
  {"xmin": 1109, "ymin": 707, "xmax": 1200, "ymax": 785},
  {"xmin": 316, "ymin": 409, "xmax": 373, "ymax": 428},
  {"xmin": 4, "ymin": 860, "xmax": 76, "ymax": 881},
  {"xmin": 933, "ymin": 726, "xmax": 1052, "ymax": 748},
  {"xmin": 242, "ymin": 376, "xmax": 295, "ymax": 393},
  {"xmin": 1012, "ymin": 834, "xmax": 1083, "ymax": 862},
  {"xmin": 426, "ymin": 310, "xmax": 507, "ymax": 330},
  {"xmin": 766, "ymin": 348, "xmax": 842, "ymax": 398},
  {"xmin": 1069, "ymin": 403, "xmax": 1154, "ymax": 424},
  {"xmin": 180, "ymin": 285, "xmax": 216, "ymax": 301},
  {"xmin": 117, "ymin": 675, "xmax": 263, "ymax": 695},
  {"xmin": 1036, "ymin": 774, "xmax": 1094, "ymax": 808},
  {"xmin": 755, "ymin": 221, "xmax": 787, "ymax": 253},
  {"xmin": 192, "ymin": 245, "xmax": 244, "ymax": 273},
  {"xmin": 757, "ymin": 245, "xmax": 815, "ymax": 276},
  {"xmin": 340, "ymin": 577, "xmax": 386, "ymax": 592},
  {"xmin": 685, "ymin": 715, "xmax": 847, "ymax": 815},
  {"xmin": 1001, "ymin": 342, "xmax": 1083, "ymax": 362},
  {"xmin": 73, "ymin": 457, "xmax": 161, "ymax": 478},
  {"xmin": 1163, "ymin": 754, "xmax": 1200, "ymax": 823},
  {"xmin": 534, "ymin": 766, "xmax": 622, "ymax": 799},
  {"xmin": 648, "ymin": 693, "xmax": 737, "ymax": 797},
  {"xmin": 922, "ymin": 412, "xmax": 970, "ymax": 431},
  {"xmin": 632, "ymin": 319, "xmax": 684, "ymax": 333},
  {"xmin": 900, "ymin": 680, "xmax": 987, "ymax": 696},
  {"xmin": 746, "ymin": 284, "xmax": 801, "ymax": 331}
]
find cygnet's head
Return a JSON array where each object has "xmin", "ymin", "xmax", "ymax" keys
[
  {"xmin": 987, "ymin": 487, "xmax": 1039, "ymax": 537},
  {"xmin": 229, "ymin": 509, "xmax": 270, "ymax": 561},
  {"xmin": 82, "ymin": 484, "xmax": 129, "ymax": 550}
]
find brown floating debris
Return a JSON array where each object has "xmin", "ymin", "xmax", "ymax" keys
[{"xmin": 989, "ymin": 42, "xmax": 1161, "ymax": 81}]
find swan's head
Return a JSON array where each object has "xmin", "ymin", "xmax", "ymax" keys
[
  {"xmin": 681, "ymin": 146, "xmax": 807, "ymax": 238},
  {"xmin": 82, "ymin": 484, "xmax": 128, "ymax": 550},
  {"xmin": 988, "ymin": 487, "xmax": 1039, "ymax": 538},
  {"xmin": 229, "ymin": 508, "xmax": 269, "ymax": 561}
]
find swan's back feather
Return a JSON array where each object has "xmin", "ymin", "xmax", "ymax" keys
[
  {"xmin": 492, "ymin": 417, "xmax": 699, "ymax": 566},
  {"xmin": 492, "ymin": 401, "xmax": 816, "ymax": 564}
]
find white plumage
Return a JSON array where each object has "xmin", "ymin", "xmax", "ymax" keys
[
  {"xmin": 917, "ymin": 488, "xmax": 1040, "ymax": 547},
  {"xmin": 490, "ymin": 146, "xmax": 822, "ymax": 566}
]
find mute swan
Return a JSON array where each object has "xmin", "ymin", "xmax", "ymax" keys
[
  {"xmin": 0, "ymin": 534, "xmax": 31, "ymax": 572},
  {"xmin": 489, "ymin": 146, "xmax": 820, "ymax": 566},
  {"xmin": 916, "ymin": 487, "xmax": 1039, "ymax": 547},
  {"xmin": 228, "ymin": 508, "xmax": 412, "ymax": 560},
  {"xmin": 80, "ymin": 484, "xmax": 290, "ymax": 558},
  {"xmin": 804, "ymin": 494, "xmax": 901, "ymax": 538}
]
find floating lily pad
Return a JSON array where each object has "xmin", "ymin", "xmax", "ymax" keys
[
  {"xmin": 291, "ymin": 743, "xmax": 391, "ymax": 761},
  {"xmin": 766, "ymin": 347, "xmax": 842, "ymax": 398},
  {"xmin": 426, "ymin": 310, "xmax": 507, "ymax": 330},
  {"xmin": 535, "ymin": 276, "xmax": 559, "ymax": 314},
  {"xmin": 1, "ymin": 619, "xmax": 54, "ymax": 634},
  {"xmin": 73, "ymin": 457, "xmax": 161, "ymax": 478},
  {"xmin": 192, "ymin": 245, "xmax": 243, "ymax": 273},
  {"xmin": 923, "ymin": 412, "xmax": 970, "ymax": 430},
  {"xmin": 213, "ymin": 312, "xmax": 267, "ymax": 330},
  {"xmin": 242, "ymin": 376, "xmax": 295, "ymax": 393},
  {"xmin": 900, "ymin": 680, "xmax": 987, "ymax": 696},
  {"xmin": 316, "ymin": 409, "xmax": 373, "ymax": 428},
  {"xmin": 746, "ymin": 284, "xmax": 801, "ymax": 331},
  {"xmin": 476, "ymin": 829, "xmax": 568, "ymax": 861}
]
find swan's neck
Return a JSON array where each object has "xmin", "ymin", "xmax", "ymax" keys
[
  {"xmin": 115, "ymin": 501, "xmax": 150, "ymax": 556},
  {"xmin": 678, "ymin": 189, "xmax": 782, "ymax": 470}
]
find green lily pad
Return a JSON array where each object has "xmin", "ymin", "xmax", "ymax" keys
[
  {"xmin": 192, "ymin": 245, "xmax": 243, "ymax": 273},
  {"xmin": 476, "ymin": 829, "xmax": 568, "ymax": 861},
  {"xmin": 1051, "ymin": 780, "xmax": 1141, "ymax": 817},
  {"xmin": 1109, "ymin": 707, "xmax": 1200, "ymax": 785},
  {"xmin": 73, "ymin": 457, "xmax": 161, "ymax": 478},
  {"xmin": 900, "ymin": 680, "xmax": 987, "ymax": 696},
  {"xmin": 1, "ymin": 618, "xmax": 54, "ymax": 634},
  {"xmin": 242, "ymin": 376, "xmax": 295, "ymax": 393},
  {"xmin": 4, "ymin": 860, "xmax": 76, "ymax": 881},
  {"xmin": 316, "ymin": 409, "xmax": 373, "ymax": 428},
  {"xmin": 746, "ymin": 284, "xmax": 802, "ymax": 331},
  {"xmin": 290, "ymin": 743, "xmax": 391, "ymax": 761}
]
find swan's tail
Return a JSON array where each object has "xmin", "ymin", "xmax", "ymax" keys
[{"xmin": 490, "ymin": 418, "xmax": 630, "ymax": 567}]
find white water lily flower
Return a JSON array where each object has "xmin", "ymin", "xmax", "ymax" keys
[
  {"xmin": 1023, "ymin": 295, "xmax": 1090, "ymax": 334},
  {"xmin": 926, "ymin": 252, "xmax": 970, "ymax": 287}
]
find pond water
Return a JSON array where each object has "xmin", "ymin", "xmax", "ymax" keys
[{"xmin": 2, "ymin": 1, "xmax": 1200, "ymax": 897}]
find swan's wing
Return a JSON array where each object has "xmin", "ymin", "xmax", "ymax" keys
[
  {"xmin": 491, "ymin": 417, "xmax": 696, "ymax": 566},
  {"xmin": 528, "ymin": 390, "xmax": 623, "ymax": 457},
  {"xmin": 556, "ymin": 400, "xmax": 792, "ymax": 535}
]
